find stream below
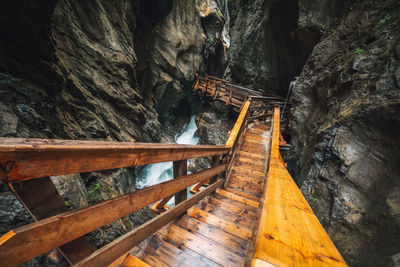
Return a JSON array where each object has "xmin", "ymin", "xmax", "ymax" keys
[{"xmin": 136, "ymin": 115, "xmax": 200, "ymax": 206}]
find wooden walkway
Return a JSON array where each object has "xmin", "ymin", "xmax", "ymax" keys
[
  {"xmin": 193, "ymin": 74, "xmax": 263, "ymax": 108},
  {"xmin": 115, "ymin": 123, "xmax": 271, "ymax": 266},
  {"xmin": 0, "ymin": 75, "xmax": 346, "ymax": 267}
]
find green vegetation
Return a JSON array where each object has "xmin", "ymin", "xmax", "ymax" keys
[
  {"xmin": 379, "ymin": 15, "xmax": 392, "ymax": 24},
  {"xmin": 217, "ymin": 10, "xmax": 223, "ymax": 19},
  {"xmin": 88, "ymin": 182, "xmax": 101, "ymax": 196},
  {"xmin": 113, "ymin": 233, "xmax": 123, "ymax": 240},
  {"xmin": 122, "ymin": 217, "xmax": 133, "ymax": 230},
  {"xmin": 356, "ymin": 48, "xmax": 365, "ymax": 54},
  {"xmin": 206, "ymin": 37, "xmax": 214, "ymax": 44}
]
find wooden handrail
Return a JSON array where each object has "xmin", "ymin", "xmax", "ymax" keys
[
  {"xmin": 0, "ymin": 164, "xmax": 227, "ymax": 266},
  {"xmin": 204, "ymin": 74, "xmax": 262, "ymax": 96},
  {"xmin": 75, "ymin": 179, "xmax": 225, "ymax": 267},
  {"xmin": 196, "ymin": 75, "xmax": 262, "ymax": 97},
  {"xmin": 251, "ymin": 107, "xmax": 347, "ymax": 266},
  {"xmin": 0, "ymin": 138, "xmax": 229, "ymax": 182},
  {"xmin": 1, "ymin": 75, "xmax": 301, "ymax": 266},
  {"xmin": 225, "ymin": 100, "xmax": 251, "ymax": 148}
]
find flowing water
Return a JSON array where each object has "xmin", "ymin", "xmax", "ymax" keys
[{"xmin": 136, "ymin": 115, "xmax": 200, "ymax": 205}]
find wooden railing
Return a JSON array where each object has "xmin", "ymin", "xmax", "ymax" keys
[
  {"xmin": 1, "ymin": 74, "xmax": 345, "ymax": 267},
  {"xmin": 0, "ymin": 91, "xmax": 256, "ymax": 266},
  {"xmin": 0, "ymin": 139, "xmax": 229, "ymax": 183},
  {"xmin": 193, "ymin": 74, "xmax": 263, "ymax": 108},
  {"xmin": 251, "ymin": 106, "xmax": 347, "ymax": 266},
  {"xmin": 0, "ymin": 140, "xmax": 230, "ymax": 266},
  {"xmin": 224, "ymin": 100, "xmax": 252, "ymax": 184}
]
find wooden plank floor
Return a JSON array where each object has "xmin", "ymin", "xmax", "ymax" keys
[{"xmin": 115, "ymin": 122, "xmax": 271, "ymax": 267}]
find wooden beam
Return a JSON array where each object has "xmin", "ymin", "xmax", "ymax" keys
[
  {"xmin": 225, "ymin": 100, "xmax": 251, "ymax": 148},
  {"xmin": 0, "ymin": 165, "xmax": 226, "ymax": 266},
  {"xmin": 252, "ymin": 107, "xmax": 347, "ymax": 266},
  {"xmin": 189, "ymin": 155, "xmax": 220, "ymax": 194},
  {"xmin": 227, "ymin": 90, "xmax": 233, "ymax": 105},
  {"xmin": 279, "ymin": 132, "xmax": 287, "ymax": 146},
  {"xmin": 74, "ymin": 179, "xmax": 225, "ymax": 267},
  {"xmin": 120, "ymin": 254, "xmax": 150, "ymax": 267},
  {"xmin": 0, "ymin": 138, "xmax": 229, "ymax": 183},
  {"xmin": 10, "ymin": 178, "xmax": 92, "ymax": 264},
  {"xmin": 213, "ymin": 84, "xmax": 221, "ymax": 100},
  {"xmin": 155, "ymin": 195, "xmax": 173, "ymax": 210},
  {"xmin": 209, "ymin": 155, "xmax": 220, "ymax": 184},
  {"xmin": 173, "ymin": 160, "xmax": 187, "ymax": 205}
]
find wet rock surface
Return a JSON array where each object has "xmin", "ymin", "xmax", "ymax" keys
[
  {"xmin": 225, "ymin": 0, "xmax": 305, "ymax": 95},
  {"xmin": 1, "ymin": 0, "xmax": 399, "ymax": 266},
  {"xmin": 0, "ymin": 0, "xmax": 229, "ymax": 263},
  {"xmin": 289, "ymin": 0, "xmax": 400, "ymax": 265},
  {"xmin": 196, "ymin": 101, "xmax": 236, "ymax": 146},
  {"xmin": 189, "ymin": 101, "xmax": 236, "ymax": 172}
]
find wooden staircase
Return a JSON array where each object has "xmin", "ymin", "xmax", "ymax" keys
[{"xmin": 125, "ymin": 123, "xmax": 270, "ymax": 266}]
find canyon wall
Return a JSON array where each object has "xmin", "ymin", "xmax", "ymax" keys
[
  {"xmin": 0, "ymin": 0, "xmax": 229, "ymax": 264},
  {"xmin": 290, "ymin": 0, "xmax": 400, "ymax": 265},
  {"xmin": 1, "ymin": 0, "xmax": 399, "ymax": 266},
  {"xmin": 227, "ymin": 0, "xmax": 400, "ymax": 266},
  {"xmin": 225, "ymin": 0, "xmax": 304, "ymax": 95}
]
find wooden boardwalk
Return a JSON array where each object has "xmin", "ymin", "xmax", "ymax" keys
[
  {"xmin": 193, "ymin": 74, "xmax": 263, "ymax": 108},
  {"xmin": 0, "ymin": 75, "xmax": 346, "ymax": 267},
  {"xmin": 116, "ymin": 123, "xmax": 271, "ymax": 266}
]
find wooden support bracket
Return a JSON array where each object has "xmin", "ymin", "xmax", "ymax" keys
[{"xmin": 10, "ymin": 177, "xmax": 93, "ymax": 264}]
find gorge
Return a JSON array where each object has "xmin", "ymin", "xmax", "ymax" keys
[{"xmin": 0, "ymin": 0, "xmax": 399, "ymax": 266}]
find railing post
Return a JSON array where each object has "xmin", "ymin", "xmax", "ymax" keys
[
  {"xmin": 210, "ymin": 155, "xmax": 220, "ymax": 184},
  {"xmin": 173, "ymin": 160, "xmax": 188, "ymax": 205}
]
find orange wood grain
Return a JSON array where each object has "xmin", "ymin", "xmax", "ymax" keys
[
  {"xmin": 75, "ymin": 179, "xmax": 225, "ymax": 267},
  {"xmin": 188, "ymin": 207, "xmax": 252, "ymax": 241},
  {"xmin": 0, "ymin": 165, "xmax": 226, "ymax": 266},
  {"xmin": 216, "ymin": 188, "xmax": 259, "ymax": 208},
  {"xmin": 0, "ymin": 138, "xmax": 229, "ymax": 182},
  {"xmin": 120, "ymin": 254, "xmax": 150, "ymax": 267},
  {"xmin": 225, "ymin": 100, "xmax": 251, "ymax": 148},
  {"xmin": 252, "ymin": 107, "xmax": 347, "ymax": 266}
]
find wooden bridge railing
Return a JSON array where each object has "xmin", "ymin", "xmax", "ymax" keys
[
  {"xmin": 0, "ymin": 140, "xmax": 230, "ymax": 266},
  {"xmin": 251, "ymin": 106, "xmax": 347, "ymax": 266},
  {"xmin": 0, "ymin": 74, "xmax": 346, "ymax": 266},
  {"xmin": 193, "ymin": 74, "xmax": 263, "ymax": 108},
  {"xmin": 0, "ymin": 90, "xmax": 256, "ymax": 266}
]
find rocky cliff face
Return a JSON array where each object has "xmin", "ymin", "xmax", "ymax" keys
[
  {"xmin": 0, "ymin": 0, "xmax": 229, "ymax": 262},
  {"xmin": 227, "ymin": 0, "xmax": 400, "ymax": 265},
  {"xmin": 226, "ymin": 0, "xmax": 305, "ymax": 95},
  {"xmin": 2, "ymin": 0, "xmax": 399, "ymax": 266},
  {"xmin": 289, "ymin": 0, "xmax": 400, "ymax": 265}
]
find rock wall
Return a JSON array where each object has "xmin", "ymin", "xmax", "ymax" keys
[
  {"xmin": 225, "ymin": 0, "xmax": 304, "ymax": 95},
  {"xmin": 289, "ymin": 0, "xmax": 400, "ymax": 265},
  {"xmin": 0, "ymin": 0, "xmax": 229, "ymax": 263},
  {"xmin": 227, "ymin": 0, "xmax": 400, "ymax": 265}
]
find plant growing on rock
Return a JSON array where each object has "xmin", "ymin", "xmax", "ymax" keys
[
  {"xmin": 355, "ymin": 48, "xmax": 365, "ymax": 54},
  {"xmin": 87, "ymin": 182, "xmax": 101, "ymax": 197},
  {"xmin": 206, "ymin": 37, "xmax": 214, "ymax": 44},
  {"xmin": 379, "ymin": 15, "xmax": 392, "ymax": 24}
]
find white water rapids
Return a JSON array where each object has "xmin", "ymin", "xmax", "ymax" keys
[{"xmin": 136, "ymin": 115, "xmax": 199, "ymax": 206}]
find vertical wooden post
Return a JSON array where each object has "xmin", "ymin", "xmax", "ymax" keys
[
  {"xmin": 210, "ymin": 156, "xmax": 220, "ymax": 184},
  {"xmin": 173, "ymin": 160, "xmax": 187, "ymax": 205},
  {"xmin": 227, "ymin": 90, "xmax": 233, "ymax": 105},
  {"xmin": 213, "ymin": 84, "xmax": 220, "ymax": 100},
  {"xmin": 9, "ymin": 177, "xmax": 93, "ymax": 264}
]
